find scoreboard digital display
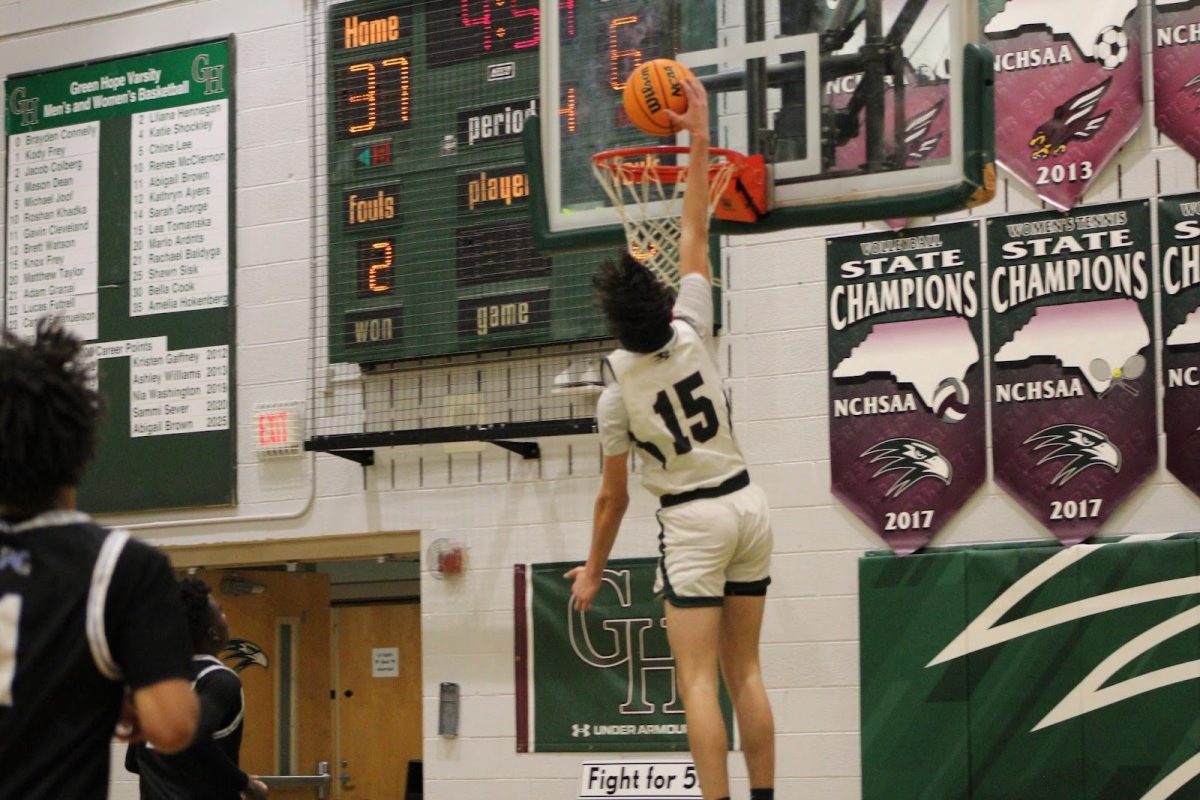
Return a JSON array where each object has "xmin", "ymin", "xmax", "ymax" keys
[
  {"xmin": 326, "ymin": 0, "xmax": 703, "ymax": 364},
  {"xmin": 424, "ymin": 1, "xmax": 573, "ymax": 67}
]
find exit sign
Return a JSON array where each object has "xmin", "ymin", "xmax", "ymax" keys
[{"xmin": 254, "ymin": 402, "xmax": 305, "ymax": 457}]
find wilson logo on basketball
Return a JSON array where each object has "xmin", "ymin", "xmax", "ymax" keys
[
  {"xmin": 638, "ymin": 68, "xmax": 662, "ymax": 113},
  {"xmin": 623, "ymin": 59, "xmax": 693, "ymax": 137}
]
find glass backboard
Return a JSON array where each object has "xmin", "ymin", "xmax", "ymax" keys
[{"xmin": 530, "ymin": 0, "xmax": 993, "ymax": 247}]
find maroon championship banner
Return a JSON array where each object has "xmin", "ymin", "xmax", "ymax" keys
[
  {"xmin": 1159, "ymin": 193, "xmax": 1200, "ymax": 497},
  {"xmin": 1154, "ymin": 0, "xmax": 1200, "ymax": 159},
  {"xmin": 987, "ymin": 201, "xmax": 1156, "ymax": 545},
  {"xmin": 827, "ymin": 222, "xmax": 985, "ymax": 555},
  {"xmin": 981, "ymin": 0, "xmax": 1143, "ymax": 210}
]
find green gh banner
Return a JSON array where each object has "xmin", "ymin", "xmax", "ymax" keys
[
  {"xmin": 861, "ymin": 536, "xmax": 1200, "ymax": 799},
  {"xmin": 515, "ymin": 558, "xmax": 732, "ymax": 753}
]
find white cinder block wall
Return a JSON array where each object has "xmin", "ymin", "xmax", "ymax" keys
[{"xmin": 2, "ymin": 1, "xmax": 1198, "ymax": 798}]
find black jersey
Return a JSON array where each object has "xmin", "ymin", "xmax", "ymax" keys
[
  {"xmin": 0, "ymin": 511, "xmax": 192, "ymax": 800},
  {"xmin": 127, "ymin": 654, "xmax": 249, "ymax": 800}
]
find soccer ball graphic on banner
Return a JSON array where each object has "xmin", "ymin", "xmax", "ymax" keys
[{"xmin": 1094, "ymin": 26, "xmax": 1129, "ymax": 71}]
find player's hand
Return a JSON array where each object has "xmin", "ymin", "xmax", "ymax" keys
[
  {"xmin": 665, "ymin": 77, "xmax": 710, "ymax": 140},
  {"xmin": 243, "ymin": 776, "xmax": 269, "ymax": 799},
  {"xmin": 564, "ymin": 565, "xmax": 602, "ymax": 613},
  {"xmin": 114, "ymin": 688, "xmax": 145, "ymax": 743}
]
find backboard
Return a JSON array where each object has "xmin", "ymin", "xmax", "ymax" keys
[{"xmin": 530, "ymin": 0, "xmax": 994, "ymax": 248}]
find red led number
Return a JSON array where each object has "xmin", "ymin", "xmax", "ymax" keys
[
  {"xmin": 457, "ymin": 0, "xmax": 573, "ymax": 53},
  {"xmin": 347, "ymin": 62, "xmax": 376, "ymax": 133},
  {"xmin": 367, "ymin": 240, "xmax": 393, "ymax": 294},
  {"xmin": 460, "ymin": 0, "xmax": 491, "ymax": 50},
  {"xmin": 560, "ymin": 86, "xmax": 576, "ymax": 135},
  {"xmin": 560, "ymin": 0, "xmax": 574, "ymax": 36},
  {"xmin": 381, "ymin": 56, "xmax": 410, "ymax": 123},
  {"xmin": 342, "ymin": 57, "xmax": 410, "ymax": 136},
  {"xmin": 511, "ymin": 0, "xmax": 539, "ymax": 50},
  {"xmin": 609, "ymin": 16, "xmax": 643, "ymax": 91}
]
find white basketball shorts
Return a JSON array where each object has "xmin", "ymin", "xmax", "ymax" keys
[{"xmin": 653, "ymin": 482, "xmax": 773, "ymax": 606}]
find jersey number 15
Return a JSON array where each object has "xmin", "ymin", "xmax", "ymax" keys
[{"xmin": 652, "ymin": 371, "xmax": 718, "ymax": 456}]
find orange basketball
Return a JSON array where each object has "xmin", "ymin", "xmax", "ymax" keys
[{"xmin": 622, "ymin": 59, "xmax": 694, "ymax": 137}]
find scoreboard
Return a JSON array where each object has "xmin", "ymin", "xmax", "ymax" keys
[{"xmin": 325, "ymin": 0, "xmax": 713, "ymax": 364}]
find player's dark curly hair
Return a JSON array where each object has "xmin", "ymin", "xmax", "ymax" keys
[
  {"xmin": 178, "ymin": 577, "xmax": 217, "ymax": 652},
  {"xmin": 0, "ymin": 318, "xmax": 102, "ymax": 516},
  {"xmin": 593, "ymin": 251, "xmax": 676, "ymax": 353}
]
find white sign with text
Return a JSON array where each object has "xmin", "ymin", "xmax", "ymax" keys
[
  {"xmin": 371, "ymin": 647, "xmax": 399, "ymax": 678},
  {"xmin": 578, "ymin": 760, "xmax": 700, "ymax": 799}
]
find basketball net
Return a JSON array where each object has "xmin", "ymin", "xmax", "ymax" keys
[{"xmin": 591, "ymin": 147, "xmax": 739, "ymax": 288}]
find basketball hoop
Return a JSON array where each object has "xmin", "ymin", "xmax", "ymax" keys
[{"xmin": 591, "ymin": 145, "xmax": 767, "ymax": 287}]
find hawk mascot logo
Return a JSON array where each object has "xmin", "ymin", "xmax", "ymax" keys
[
  {"xmin": 1029, "ymin": 78, "xmax": 1113, "ymax": 160},
  {"xmin": 221, "ymin": 638, "xmax": 269, "ymax": 672},
  {"xmin": 905, "ymin": 100, "xmax": 945, "ymax": 162},
  {"xmin": 860, "ymin": 438, "xmax": 952, "ymax": 498},
  {"xmin": 1183, "ymin": 73, "xmax": 1200, "ymax": 112},
  {"xmin": 1023, "ymin": 424, "xmax": 1121, "ymax": 486}
]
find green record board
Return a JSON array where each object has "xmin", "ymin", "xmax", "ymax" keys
[
  {"xmin": 325, "ymin": 0, "xmax": 715, "ymax": 364},
  {"xmin": 4, "ymin": 40, "xmax": 235, "ymax": 512}
]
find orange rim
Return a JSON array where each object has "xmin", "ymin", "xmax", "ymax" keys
[{"xmin": 592, "ymin": 145, "xmax": 746, "ymax": 183}]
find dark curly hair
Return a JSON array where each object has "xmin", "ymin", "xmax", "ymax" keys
[
  {"xmin": 593, "ymin": 251, "xmax": 676, "ymax": 353},
  {"xmin": 0, "ymin": 318, "xmax": 102, "ymax": 516},
  {"xmin": 178, "ymin": 577, "xmax": 217, "ymax": 652}
]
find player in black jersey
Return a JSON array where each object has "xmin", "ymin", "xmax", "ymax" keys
[
  {"xmin": 0, "ymin": 319, "xmax": 199, "ymax": 799},
  {"xmin": 127, "ymin": 577, "xmax": 268, "ymax": 799}
]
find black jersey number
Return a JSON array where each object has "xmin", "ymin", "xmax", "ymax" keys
[
  {"xmin": 0, "ymin": 593, "xmax": 20, "ymax": 706},
  {"xmin": 652, "ymin": 371, "xmax": 719, "ymax": 456}
]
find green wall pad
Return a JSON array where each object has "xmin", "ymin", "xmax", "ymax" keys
[{"xmin": 860, "ymin": 537, "xmax": 1200, "ymax": 800}]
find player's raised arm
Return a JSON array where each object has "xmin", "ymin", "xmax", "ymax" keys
[{"xmin": 665, "ymin": 77, "xmax": 711, "ymax": 285}]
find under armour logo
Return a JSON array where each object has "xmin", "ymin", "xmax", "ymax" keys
[
  {"xmin": 571, "ymin": 723, "xmax": 591, "ymax": 738},
  {"xmin": 8, "ymin": 87, "xmax": 39, "ymax": 127},
  {"xmin": 191, "ymin": 54, "xmax": 226, "ymax": 95},
  {"xmin": 0, "ymin": 547, "xmax": 32, "ymax": 576}
]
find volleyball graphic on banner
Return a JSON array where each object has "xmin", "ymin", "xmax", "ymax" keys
[{"xmin": 932, "ymin": 377, "xmax": 970, "ymax": 423}]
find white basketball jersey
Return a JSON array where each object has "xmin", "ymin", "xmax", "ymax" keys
[{"xmin": 604, "ymin": 319, "xmax": 746, "ymax": 498}]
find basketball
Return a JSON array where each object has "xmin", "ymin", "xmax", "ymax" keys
[{"xmin": 622, "ymin": 59, "xmax": 695, "ymax": 136}]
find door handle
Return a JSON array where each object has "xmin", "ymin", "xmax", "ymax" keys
[{"xmin": 258, "ymin": 761, "xmax": 332, "ymax": 799}]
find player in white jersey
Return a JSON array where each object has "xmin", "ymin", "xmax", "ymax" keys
[{"xmin": 566, "ymin": 79, "xmax": 776, "ymax": 800}]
